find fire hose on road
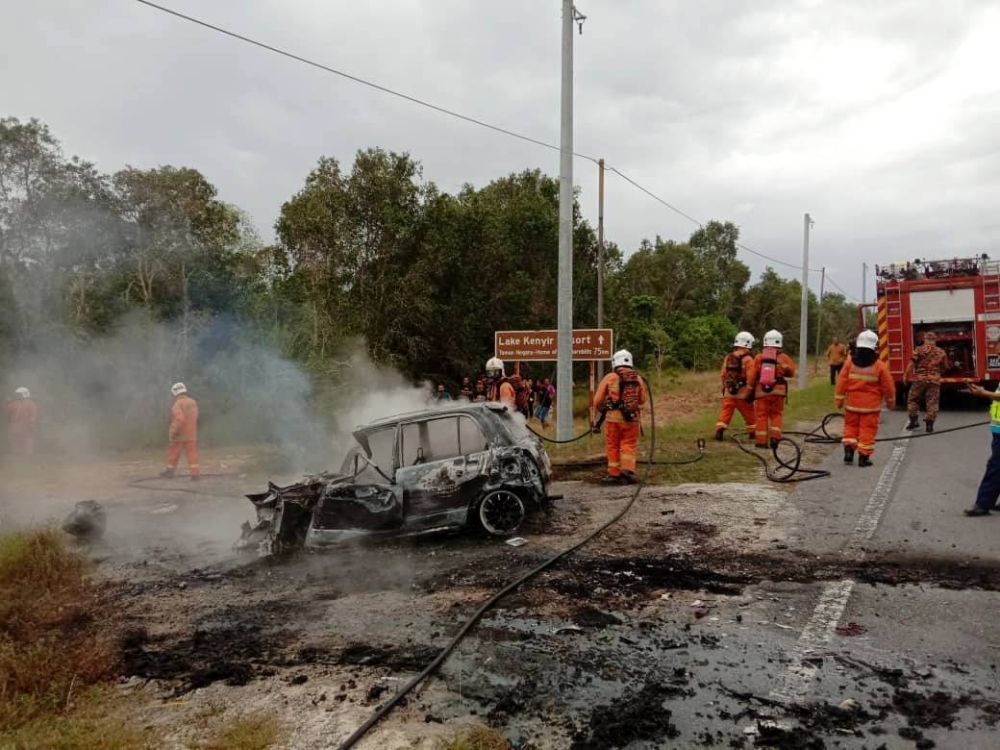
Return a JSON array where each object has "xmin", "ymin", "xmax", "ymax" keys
[{"xmin": 335, "ymin": 378, "xmax": 670, "ymax": 749}]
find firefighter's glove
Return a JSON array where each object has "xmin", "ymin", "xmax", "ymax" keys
[{"xmin": 591, "ymin": 423, "xmax": 602, "ymax": 434}]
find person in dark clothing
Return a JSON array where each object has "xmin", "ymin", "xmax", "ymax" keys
[
  {"xmin": 535, "ymin": 378, "xmax": 555, "ymax": 428},
  {"xmin": 963, "ymin": 383, "xmax": 1000, "ymax": 516},
  {"xmin": 459, "ymin": 376, "xmax": 474, "ymax": 400}
]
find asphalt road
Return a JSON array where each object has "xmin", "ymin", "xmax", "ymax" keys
[{"xmin": 752, "ymin": 404, "xmax": 1000, "ymax": 748}]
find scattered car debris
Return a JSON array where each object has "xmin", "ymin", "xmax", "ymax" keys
[
  {"xmin": 236, "ymin": 404, "xmax": 555, "ymax": 556},
  {"xmin": 505, "ymin": 536, "xmax": 528, "ymax": 547},
  {"xmin": 62, "ymin": 500, "xmax": 106, "ymax": 540}
]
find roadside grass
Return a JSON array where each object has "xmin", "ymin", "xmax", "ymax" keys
[
  {"xmin": 546, "ymin": 361, "xmax": 840, "ymax": 484},
  {"xmin": 0, "ymin": 528, "xmax": 151, "ymax": 748},
  {"xmin": 438, "ymin": 726, "xmax": 510, "ymax": 750},
  {"xmin": 199, "ymin": 713, "xmax": 284, "ymax": 750},
  {"xmin": 1, "ymin": 687, "xmax": 152, "ymax": 750}
]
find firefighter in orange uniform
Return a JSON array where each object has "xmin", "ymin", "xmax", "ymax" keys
[
  {"xmin": 835, "ymin": 329, "xmax": 895, "ymax": 467},
  {"xmin": 161, "ymin": 382, "xmax": 200, "ymax": 480},
  {"xmin": 485, "ymin": 357, "xmax": 517, "ymax": 408},
  {"xmin": 594, "ymin": 349, "xmax": 648, "ymax": 484},
  {"xmin": 715, "ymin": 331, "xmax": 758, "ymax": 441},
  {"xmin": 6, "ymin": 387, "xmax": 38, "ymax": 456},
  {"xmin": 752, "ymin": 330, "xmax": 797, "ymax": 449}
]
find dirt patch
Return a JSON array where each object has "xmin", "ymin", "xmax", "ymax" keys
[
  {"xmin": 570, "ymin": 682, "xmax": 682, "ymax": 749},
  {"xmin": 650, "ymin": 520, "xmax": 720, "ymax": 546}
]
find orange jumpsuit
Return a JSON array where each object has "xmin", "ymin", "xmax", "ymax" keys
[
  {"xmin": 593, "ymin": 369, "xmax": 649, "ymax": 477},
  {"xmin": 489, "ymin": 379, "xmax": 517, "ymax": 409},
  {"xmin": 835, "ymin": 358, "xmax": 895, "ymax": 456},
  {"xmin": 499, "ymin": 381, "xmax": 516, "ymax": 409},
  {"xmin": 6, "ymin": 398, "xmax": 38, "ymax": 456},
  {"xmin": 752, "ymin": 351, "xmax": 797, "ymax": 446},
  {"xmin": 715, "ymin": 349, "xmax": 757, "ymax": 438},
  {"xmin": 166, "ymin": 394, "xmax": 200, "ymax": 476}
]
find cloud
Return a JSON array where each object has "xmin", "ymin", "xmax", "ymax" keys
[{"xmin": 3, "ymin": 0, "xmax": 999, "ymax": 300}]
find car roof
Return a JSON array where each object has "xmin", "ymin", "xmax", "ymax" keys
[{"xmin": 359, "ymin": 402, "xmax": 507, "ymax": 431}]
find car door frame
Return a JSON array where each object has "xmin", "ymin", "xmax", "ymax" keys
[{"xmin": 394, "ymin": 413, "xmax": 490, "ymax": 528}]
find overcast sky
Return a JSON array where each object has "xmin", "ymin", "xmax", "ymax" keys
[{"xmin": 3, "ymin": 0, "xmax": 999, "ymax": 301}]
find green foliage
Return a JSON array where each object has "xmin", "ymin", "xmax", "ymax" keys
[{"xmin": 0, "ymin": 116, "xmax": 862, "ymax": 448}]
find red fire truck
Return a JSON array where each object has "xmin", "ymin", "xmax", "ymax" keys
[{"xmin": 867, "ymin": 255, "xmax": 1000, "ymax": 397}]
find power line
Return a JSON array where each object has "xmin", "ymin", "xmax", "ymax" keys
[
  {"xmin": 132, "ymin": 0, "xmax": 600, "ymax": 163},
  {"xmin": 607, "ymin": 165, "xmax": 820, "ymax": 272},
  {"xmin": 824, "ymin": 275, "xmax": 860, "ymax": 302},
  {"xmin": 135, "ymin": 0, "xmax": 819, "ymax": 274}
]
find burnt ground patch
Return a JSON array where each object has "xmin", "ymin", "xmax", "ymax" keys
[
  {"xmin": 891, "ymin": 689, "xmax": 964, "ymax": 728},
  {"xmin": 569, "ymin": 682, "xmax": 682, "ymax": 749},
  {"xmin": 119, "ymin": 598, "xmax": 306, "ymax": 695},
  {"xmin": 337, "ymin": 643, "xmax": 442, "ymax": 672},
  {"xmin": 571, "ymin": 605, "xmax": 623, "ymax": 629},
  {"xmin": 543, "ymin": 556, "xmax": 754, "ymax": 602},
  {"xmin": 121, "ymin": 623, "xmax": 297, "ymax": 695},
  {"xmin": 532, "ymin": 551, "xmax": 1000, "ymax": 607}
]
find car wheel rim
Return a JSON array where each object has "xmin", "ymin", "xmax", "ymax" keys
[{"xmin": 479, "ymin": 490, "xmax": 525, "ymax": 536}]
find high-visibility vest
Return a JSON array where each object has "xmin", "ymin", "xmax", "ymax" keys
[{"xmin": 990, "ymin": 385, "xmax": 1000, "ymax": 433}]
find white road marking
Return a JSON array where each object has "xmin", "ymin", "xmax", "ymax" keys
[{"xmin": 769, "ymin": 421, "xmax": 910, "ymax": 704}]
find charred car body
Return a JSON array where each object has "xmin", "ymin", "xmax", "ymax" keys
[{"xmin": 238, "ymin": 403, "xmax": 554, "ymax": 555}]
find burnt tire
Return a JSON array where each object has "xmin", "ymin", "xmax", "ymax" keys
[{"xmin": 477, "ymin": 490, "xmax": 526, "ymax": 536}]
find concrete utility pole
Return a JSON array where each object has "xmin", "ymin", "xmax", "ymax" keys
[
  {"xmin": 556, "ymin": 0, "xmax": 583, "ymax": 440},
  {"xmin": 862, "ymin": 262, "xmax": 868, "ymax": 306},
  {"xmin": 798, "ymin": 213, "xmax": 814, "ymax": 390},
  {"xmin": 596, "ymin": 157, "xmax": 606, "ymax": 382},
  {"xmin": 814, "ymin": 266, "xmax": 826, "ymax": 372}
]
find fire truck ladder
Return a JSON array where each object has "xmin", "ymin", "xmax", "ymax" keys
[{"xmin": 883, "ymin": 281, "xmax": 906, "ymax": 373}]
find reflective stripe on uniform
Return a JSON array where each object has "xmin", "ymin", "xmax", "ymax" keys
[
  {"xmin": 846, "ymin": 405, "xmax": 882, "ymax": 413},
  {"xmin": 848, "ymin": 373, "xmax": 879, "ymax": 382}
]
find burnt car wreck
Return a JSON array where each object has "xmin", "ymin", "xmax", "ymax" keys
[{"xmin": 237, "ymin": 403, "xmax": 554, "ymax": 556}]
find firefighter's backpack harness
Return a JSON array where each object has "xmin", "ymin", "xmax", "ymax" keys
[
  {"xmin": 759, "ymin": 347, "xmax": 784, "ymax": 394},
  {"xmin": 723, "ymin": 352, "xmax": 747, "ymax": 395}
]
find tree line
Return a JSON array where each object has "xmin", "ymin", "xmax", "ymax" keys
[{"xmin": 0, "ymin": 116, "xmax": 860, "ymax": 401}]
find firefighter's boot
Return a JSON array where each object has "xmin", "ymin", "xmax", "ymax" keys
[
  {"xmin": 715, "ymin": 428, "xmax": 725, "ymax": 442},
  {"xmin": 844, "ymin": 446, "xmax": 855, "ymax": 464},
  {"xmin": 159, "ymin": 468, "xmax": 175, "ymax": 479},
  {"xmin": 906, "ymin": 415, "xmax": 920, "ymax": 430},
  {"xmin": 925, "ymin": 420, "xmax": 934, "ymax": 433},
  {"xmin": 858, "ymin": 453, "xmax": 873, "ymax": 468}
]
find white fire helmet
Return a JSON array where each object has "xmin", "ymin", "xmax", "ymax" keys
[
  {"xmin": 611, "ymin": 349, "xmax": 633, "ymax": 369},
  {"xmin": 485, "ymin": 357, "xmax": 505, "ymax": 378},
  {"xmin": 14, "ymin": 387, "xmax": 30, "ymax": 399},
  {"xmin": 763, "ymin": 330, "xmax": 783, "ymax": 348},
  {"xmin": 733, "ymin": 331, "xmax": 755, "ymax": 349},
  {"xmin": 856, "ymin": 329, "xmax": 879, "ymax": 351},
  {"xmin": 170, "ymin": 382, "xmax": 188, "ymax": 397}
]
